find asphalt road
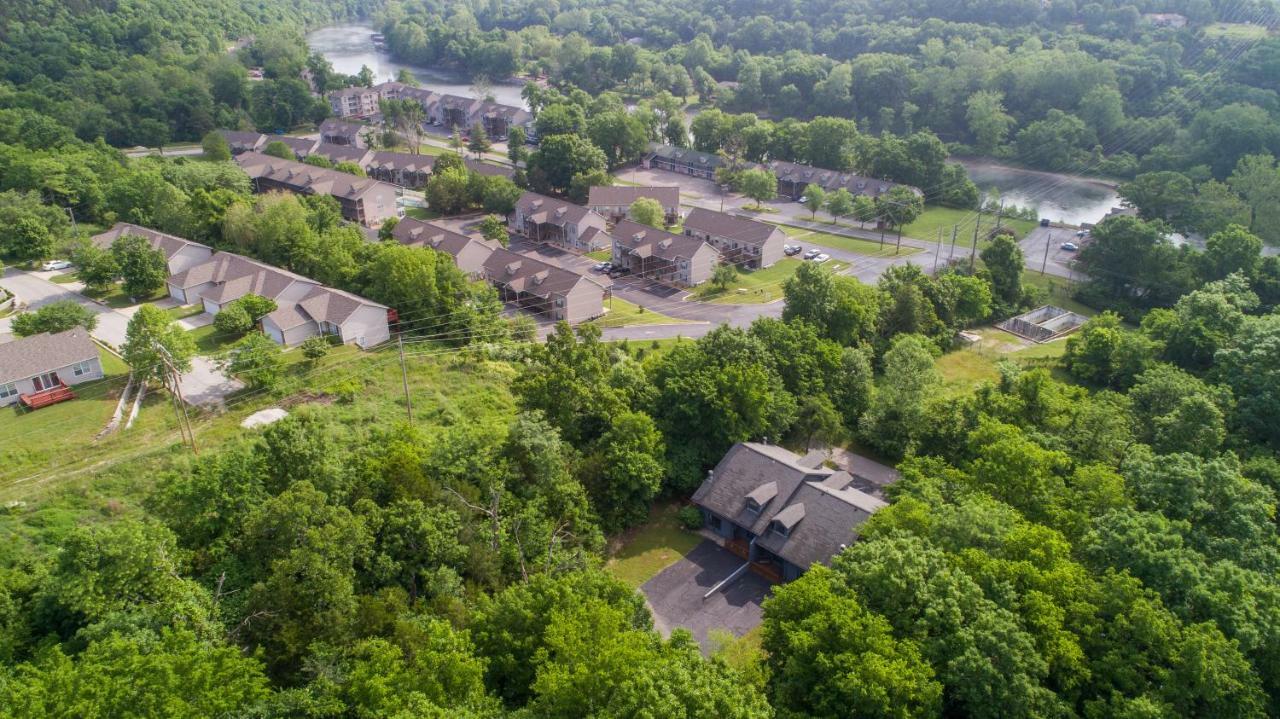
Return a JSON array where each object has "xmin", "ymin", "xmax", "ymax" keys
[
  {"xmin": 1019, "ymin": 225, "xmax": 1082, "ymax": 280},
  {"xmin": 0, "ymin": 269, "xmax": 130, "ymax": 348}
]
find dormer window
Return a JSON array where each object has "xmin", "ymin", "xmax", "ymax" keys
[{"xmin": 769, "ymin": 521, "xmax": 789, "ymax": 538}]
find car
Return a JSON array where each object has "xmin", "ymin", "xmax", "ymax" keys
[
  {"xmin": 592, "ymin": 262, "xmax": 611, "ymax": 272},
  {"xmin": 1060, "ymin": 242, "xmax": 1078, "ymax": 252},
  {"xmin": 783, "ymin": 244, "xmax": 802, "ymax": 256},
  {"xmin": 797, "ymin": 195, "xmax": 808, "ymax": 204},
  {"xmin": 1039, "ymin": 218, "xmax": 1051, "ymax": 227},
  {"xmin": 813, "ymin": 253, "xmax": 831, "ymax": 263},
  {"xmin": 41, "ymin": 260, "xmax": 72, "ymax": 271},
  {"xmin": 1075, "ymin": 230, "xmax": 1087, "ymax": 238},
  {"xmin": 803, "ymin": 248, "xmax": 822, "ymax": 260}
]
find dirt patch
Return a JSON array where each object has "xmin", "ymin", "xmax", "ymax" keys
[{"xmin": 279, "ymin": 390, "xmax": 335, "ymax": 409}]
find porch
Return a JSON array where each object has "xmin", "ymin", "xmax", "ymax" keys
[{"xmin": 20, "ymin": 380, "xmax": 76, "ymax": 410}]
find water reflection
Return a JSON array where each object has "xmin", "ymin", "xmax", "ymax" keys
[
  {"xmin": 956, "ymin": 158, "xmax": 1121, "ymax": 226},
  {"xmin": 306, "ymin": 24, "xmax": 528, "ymax": 108}
]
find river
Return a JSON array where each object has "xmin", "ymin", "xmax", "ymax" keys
[
  {"xmin": 306, "ymin": 23, "xmax": 528, "ymax": 108},
  {"xmin": 954, "ymin": 157, "xmax": 1121, "ymax": 227}
]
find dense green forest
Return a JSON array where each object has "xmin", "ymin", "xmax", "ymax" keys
[
  {"xmin": 378, "ymin": 0, "xmax": 1280, "ymax": 181},
  {"xmin": 2, "ymin": 0, "xmax": 1280, "ymax": 716}
]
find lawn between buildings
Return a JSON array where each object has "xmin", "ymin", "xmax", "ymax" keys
[
  {"xmin": 691, "ymin": 258, "xmax": 848, "ymax": 305},
  {"xmin": 903, "ymin": 206, "xmax": 1038, "ymax": 245},
  {"xmin": 605, "ymin": 502, "xmax": 703, "ymax": 589},
  {"xmin": 773, "ymin": 223, "xmax": 922, "ymax": 257},
  {"xmin": 591, "ymin": 297, "xmax": 690, "ymax": 328}
]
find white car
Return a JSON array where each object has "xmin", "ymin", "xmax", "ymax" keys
[
  {"xmin": 1060, "ymin": 242, "xmax": 1078, "ymax": 252},
  {"xmin": 41, "ymin": 260, "xmax": 72, "ymax": 271},
  {"xmin": 803, "ymin": 248, "xmax": 822, "ymax": 260},
  {"xmin": 813, "ymin": 253, "xmax": 831, "ymax": 263}
]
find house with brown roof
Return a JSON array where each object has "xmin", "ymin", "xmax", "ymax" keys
[
  {"xmin": 391, "ymin": 218, "xmax": 496, "ymax": 276},
  {"xmin": 328, "ymin": 86, "xmax": 381, "ymax": 118},
  {"xmin": 166, "ymin": 252, "xmax": 319, "ymax": 313},
  {"xmin": 482, "ymin": 248, "xmax": 606, "ymax": 324},
  {"xmin": 319, "ymin": 118, "xmax": 367, "ymax": 147},
  {"xmin": 366, "ymin": 151, "xmax": 435, "ymax": 188},
  {"xmin": 376, "ymin": 82, "xmax": 441, "ymax": 116},
  {"xmin": 642, "ymin": 144, "xmax": 724, "ymax": 180},
  {"xmin": 692, "ymin": 443, "xmax": 894, "ymax": 582},
  {"xmin": 510, "ymin": 192, "xmax": 609, "ymax": 252},
  {"xmin": 609, "ymin": 220, "xmax": 719, "ymax": 287},
  {"xmin": 266, "ymin": 135, "xmax": 320, "ymax": 160},
  {"xmin": 307, "ymin": 142, "xmax": 375, "ymax": 168},
  {"xmin": 588, "ymin": 186, "xmax": 681, "ymax": 226},
  {"xmin": 262, "ymin": 286, "xmax": 390, "ymax": 348},
  {"xmin": 766, "ymin": 159, "xmax": 921, "ymax": 203},
  {"xmin": 235, "ymin": 152, "xmax": 402, "ymax": 228},
  {"xmin": 219, "ymin": 130, "xmax": 267, "ymax": 155},
  {"xmin": 682, "ymin": 208, "xmax": 785, "ymax": 269},
  {"xmin": 91, "ymin": 223, "xmax": 213, "ymax": 275},
  {"xmin": 433, "ymin": 94, "xmax": 484, "ymax": 130},
  {"xmin": 0, "ymin": 329, "xmax": 102, "ymax": 409}
]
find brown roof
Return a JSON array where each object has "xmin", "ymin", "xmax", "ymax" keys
[
  {"xmin": 296, "ymin": 286, "xmax": 386, "ymax": 326},
  {"xmin": 309, "ymin": 142, "xmax": 373, "ymax": 166},
  {"xmin": 516, "ymin": 192, "xmax": 597, "ymax": 227},
  {"xmin": 265, "ymin": 136, "xmax": 319, "ymax": 157},
  {"xmin": 611, "ymin": 220, "xmax": 715, "ymax": 262},
  {"xmin": 219, "ymin": 130, "xmax": 266, "ymax": 152},
  {"xmin": 766, "ymin": 159, "xmax": 919, "ymax": 198},
  {"xmin": 368, "ymin": 151, "xmax": 436, "ymax": 174},
  {"xmin": 588, "ymin": 185, "xmax": 680, "ymax": 209},
  {"xmin": 235, "ymin": 152, "xmax": 394, "ymax": 201},
  {"xmin": 683, "ymin": 208, "xmax": 782, "ymax": 247},
  {"xmin": 482, "ymin": 248, "xmax": 603, "ymax": 299},
  {"xmin": 91, "ymin": 223, "xmax": 210, "ymax": 260},
  {"xmin": 0, "ymin": 329, "xmax": 98, "ymax": 385},
  {"xmin": 168, "ymin": 252, "xmax": 315, "ymax": 304},
  {"xmin": 319, "ymin": 118, "xmax": 364, "ymax": 136},
  {"xmin": 391, "ymin": 218, "xmax": 494, "ymax": 260}
]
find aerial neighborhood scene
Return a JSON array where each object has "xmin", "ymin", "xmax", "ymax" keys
[{"xmin": 3, "ymin": 0, "xmax": 1280, "ymax": 715}]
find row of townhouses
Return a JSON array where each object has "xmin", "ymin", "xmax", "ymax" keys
[
  {"xmin": 642, "ymin": 143, "xmax": 922, "ymax": 202},
  {"xmin": 91, "ymin": 224, "xmax": 391, "ymax": 349},
  {"xmin": 327, "ymin": 82, "xmax": 532, "ymax": 139},
  {"xmin": 221, "ymin": 130, "xmax": 513, "ymax": 193},
  {"xmin": 234, "ymin": 152, "xmax": 402, "ymax": 228},
  {"xmin": 390, "ymin": 218, "xmax": 608, "ymax": 324}
]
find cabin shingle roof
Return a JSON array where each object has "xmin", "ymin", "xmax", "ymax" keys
[{"xmin": 0, "ymin": 329, "xmax": 98, "ymax": 385}]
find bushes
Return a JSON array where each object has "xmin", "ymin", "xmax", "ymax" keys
[{"xmin": 677, "ymin": 505, "xmax": 704, "ymax": 530}]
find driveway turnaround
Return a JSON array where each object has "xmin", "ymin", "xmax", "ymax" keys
[
  {"xmin": 178, "ymin": 357, "xmax": 244, "ymax": 408},
  {"xmin": 0, "ymin": 269, "xmax": 130, "ymax": 348},
  {"xmin": 641, "ymin": 540, "xmax": 773, "ymax": 652}
]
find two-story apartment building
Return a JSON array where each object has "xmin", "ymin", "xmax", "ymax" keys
[
  {"xmin": 587, "ymin": 186, "xmax": 681, "ymax": 226},
  {"xmin": 219, "ymin": 130, "xmax": 267, "ymax": 155},
  {"xmin": 307, "ymin": 142, "xmax": 375, "ymax": 168},
  {"xmin": 682, "ymin": 208, "xmax": 786, "ymax": 269},
  {"xmin": 319, "ymin": 118, "xmax": 367, "ymax": 147},
  {"xmin": 642, "ymin": 144, "xmax": 725, "ymax": 180},
  {"xmin": 91, "ymin": 223, "xmax": 214, "ymax": 275},
  {"xmin": 434, "ymin": 94, "xmax": 484, "ymax": 130},
  {"xmin": 766, "ymin": 159, "xmax": 922, "ymax": 203},
  {"xmin": 391, "ymin": 218, "xmax": 496, "ymax": 276},
  {"xmin": 509, "ymin": 192, "xmax": 609, "ymax": 252},
  {"xmin": 235, "ymin": 152, "xmax": 402, "ymax": 228},
  {"xmin": 609, "ymin": 220, "xmax": 719, "ymax": 287},
  {"xmin": 365, "ymin": 151, "xmax": 435, "ymax": 189},
  {"xmin": 474, "ymin": 102, "xmax": 532, "ymax": 139},
  {"xmin": 482, "ymin": 248, "xmax": 606, "ymax": 324}
]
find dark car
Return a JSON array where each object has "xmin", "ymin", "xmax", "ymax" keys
[
  {"xmin": 783, "ymin": 244, "xmax": 802, "ymax": 256},
  {"xmin": 1039, "ymin": 218, "xmax": 1051, "ymax": 227}
]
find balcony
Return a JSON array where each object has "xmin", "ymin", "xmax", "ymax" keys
[{"xmin": 19, "ymin": 381, "xmax": 76, "ymax": 410}]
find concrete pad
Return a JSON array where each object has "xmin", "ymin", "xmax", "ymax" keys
[
  {"xmin": 177, "ymin": 313, "xmax": 214, "ymax": 331},
  {"xmin": 241, "ymin": 407, "xmax": 288, "ymax": 428},
  {"xmin": 178, "ymin": 356, "xmax": 244, "ymax": 407},
  {"xmin": 641, "ymin": 540, "xmax": 772, "ymax": 652}
]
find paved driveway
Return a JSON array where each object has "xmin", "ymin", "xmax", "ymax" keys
[
  {"xmin": 641, "ymin": 540, "xmax": 773, "ymax": 652},
  {"xmin": 178, "ymin": 357, "xmax": 244, "ymax": 407},
  {"xmin": 0, "ymin": 268, "xmax": 131, "ymax": 347}
]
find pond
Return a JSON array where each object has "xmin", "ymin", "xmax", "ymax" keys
[
  {"xmin": 306, "ymin": 23, "xmax": 528, "ymax": 109},
  {"xmin": 955, "ymin": 157, "xmax": 1122, "ymax": 227}
]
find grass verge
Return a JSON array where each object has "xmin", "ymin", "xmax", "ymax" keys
[
  {"xmin": 592, "ymin": 298, "xmax": 689, "ymax": 328},
  {"xmin": 691, "ymin": 258, "xmax": 847, "ymax": 305},
  {"xmin": 605, "ymin": 503, "xmax": 702, "ymax": 589}
]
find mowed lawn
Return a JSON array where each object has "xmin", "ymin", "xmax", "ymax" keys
[
  {"xmin": 903, "ymin": 206, "xmax": 1037, "ymax": 244},
  {"xmin": 776, "ymin": 224, "xmax": 923, "ymax": 257},
  {"xmin": 605, "ymin": 503, "xmax": 703, "ymax": 589},
  {"xmin": 936, "ymin": 326, "xmax": 1075, "ymax": 396},
  {"xmin": 592, "ymin": 298, "xmax": 690, "ymax": 328},
  {"xmin": 692, "ymin": 258, "xmax": 848, "ymax": 304}
]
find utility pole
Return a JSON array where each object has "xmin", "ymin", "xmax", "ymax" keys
[
  {"xmin": 1042, "ymin": 232, "xmax": 1051, "ymax": 275},
  {"xmin": 994, "ymin": 200, "xmax": 1005, "ymax": 232},
  {"xmin": 950, "ymin": 224, "xmax": 958, "ymax": 259},
  {"xmin": 398, "ymin": 334, "xmax": 414, "ymax": 423},
  {"xmin": 156, "ymin": 345, "xmax": 196, "ymax": 455},
  {"xmin": 933, "ymin": 227, "xmax": 942, "ymax": 272}
]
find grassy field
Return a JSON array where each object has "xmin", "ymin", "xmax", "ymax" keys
[
  {"xmin": 48, "ymin": 273, "xmax": 79, "ymax": 284},
  {"xmin": 166, "ymin": 304, "xmax": 204, "ymax": 321},
  {"xmin": 691, "ymin": 258, "xmax": 847, "ymax": 304},
  {"xmin": 605, "ymin": 503, "xmax": 703, "ymax": 589},
  {"xmin": 586, "ymin": 249, "xmax": 611, "ymax": 262},
  {"xmin": 903, "ymin": 206, "xmax": 1037, "ymax": 244},
  {"xmin": 186, "ymin": 324, "xmax": 244, "ymax": 356},
  {"xmin": 0, "ymin": 340, "xmax": 518, "ymax": 500},
  {"xmin": 775, "ymin": 223, "xmax": 922, "ymax": 257},
  {"xmin": 936, "ymin": 326, "xmax": 1075, "ymax": 396},
  {"xmin": 82, "ymin": 284, "xmax": 166, "ymax": 309},
  {"xmin": 1203, "ymin": 22, "xmax": 1271, "ymax": 41},
  {"xmin": 592, "ymin": 298, "xmax": 690, "ymax": 328}
]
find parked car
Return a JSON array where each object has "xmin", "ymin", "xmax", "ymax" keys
[
  {"xmin": 1039, "ymin": 218, "xmax": 1051, "ymax": 227},
  {"xmin": 783, "ymin": 244, "xmax": 802, "ymax": 256},
  {"xmin": 803, "ymin": 248, "xmax": 822, "ymax": 260},
  {"xmin": 41, "ymin": 260, "xmax": 72, "ymax": 271},
  {"xmin": 813, "ymin": 253, "xmax": 831, "ymax": 263},
  {"xmin": 797, "ymin": 195, "xmax": 808, "ymax": 204},
  {"xmin": 1060, "ymin": 242, "xmax": 1078, "ymax": 252},
  {"xmin": 592, "ymin": 262, "xmax": 611, "ymax": 273},
  {"xmin": 1075, "ymin": 230, "xmax": 1088, "ymax": 238}
]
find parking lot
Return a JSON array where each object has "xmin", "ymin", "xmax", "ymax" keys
[{"xmin": 1019, "ymin": 225, "xmax": 1085, "ymax": 279}]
